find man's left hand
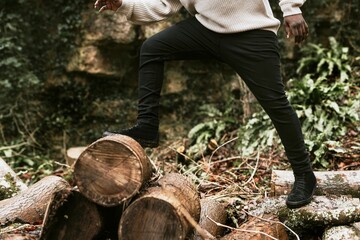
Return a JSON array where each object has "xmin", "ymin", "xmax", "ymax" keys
[{"xmin": 284, "ymin": 14, "xmax": 309, "ymax": 44}]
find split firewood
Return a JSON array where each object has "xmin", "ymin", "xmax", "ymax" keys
[
  {"xmin": 0, "ymin": 175, "xmax": 70, "ymax": 225},
  {"xmin": 271, "ymin": 170, "xmax": 360, "ymax": 197},
  {"xmin": 193, "ymin": 198, "xmax": 228, "ymax": 240},
  {"xmin": 220, "ymin": 214, "xmax": 288, "ymax": 240},
  {"xmin": 118, "ymin": 173, "xmax": 201, "ymax": 240},
  {"xmin": 73, "ymin": 135, "xmax": 153, "ymax": 206},
  {"xmin": 65, "ymin": 146, "xmax": 87, "ymax": 166}
]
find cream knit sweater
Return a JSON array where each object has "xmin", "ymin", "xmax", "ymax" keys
[{"xmin": 117, "ymin": 0, "xmax": 306, "ymax": 34}]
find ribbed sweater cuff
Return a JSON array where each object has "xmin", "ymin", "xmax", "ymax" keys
[
  {"xmin": 280, "ymin": 2, "xmax": 303, "ymax": 17},
  {"xmin": 116, "ymin": 0, "xmax": 134, "ymax": 18}
]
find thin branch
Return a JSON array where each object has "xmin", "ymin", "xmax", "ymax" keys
[
  {"xmin": 208, "ymin": 137, "xmax": 239, "ymax": 163},
  {"xmin": 0, "ymin": 142, "xmax": 28, "ymax": 151},
  {"xmin": 241, "ymin": 151, "xmax": 260, "ymax": 186}
]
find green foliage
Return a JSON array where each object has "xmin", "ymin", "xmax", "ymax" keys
[
  {"xmin": 237, "ymin": 37, "xmax": 359, "ymax": 168},
  {"xmin": 288, "ymin": 37, "xmax": 359, "ymax": 167},
  {"xmin": 187, "ymin": 103, "xmax": 238, "ymax": 159},
  {"xmin": 0, "ymin": 0, "xmax": 86, "ymax": 181}
]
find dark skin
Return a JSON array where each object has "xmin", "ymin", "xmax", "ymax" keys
[
  {"xmin": 284, "ymin": 13, "xmax": 309, "ymax": 44},
  {"xmin": 94, "ymin": 0, "xmax": 122, "ymax": 12},
  {"xmin": 94, "ymin": 0, "xmax": 309, "ymax": 44}
]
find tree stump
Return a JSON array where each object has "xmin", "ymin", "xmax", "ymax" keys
[
  {"xmin": 65, "ymin": 146, "xmax": 86, "ymax": 166},
  {"xmin": 193, "ymin": 198, "xmax": 228, "ymax": 240},
  {"xmin": 271, "ymin": 170, "xmax": 360, "ymax": 197},
  {"xmin": 0, "ymin": 175, "xmax": 70, "ymax": 225},
  {"xmin": 118, "ymin": 173, "xmax": 201, "ymax": 240},
  {"xmin": 73, "ymin": 135, "xmax": 153, "ymax": 206}
]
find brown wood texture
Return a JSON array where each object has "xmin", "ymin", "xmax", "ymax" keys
[
  {"xmin": 220, "ymin": 214, "xmax": 288, "ymax": 240},
  {"xmin": 0, "ymin": 176, "xmax": 70, "ymax": 225},
  {"xmin": 193, "ymin": 198, "xmax": 228, "ymax": 240},
  {"xmin": 271, "ymin": 170, "xmax": 360, "ymax": 197},
  {"xmin": 40, "ymin": 189, "xmax": 108, "ymax": 240},
  {"xmin": 118, "ymin": 173, "xmax": 201, "ymax": 240},
  {"xmin": 73, "ymin": 135, "xmax": 153, "ymax": 206}
]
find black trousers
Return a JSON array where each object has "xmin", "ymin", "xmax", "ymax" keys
[{"xmin": 137, "ymin": 17, "xmax": 311, "ymax": 173}]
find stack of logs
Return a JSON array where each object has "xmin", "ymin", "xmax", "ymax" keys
[
  {"xmin": 3, "ymin": 135, "xmax": 360, "ymax": 239},
  {"xmin": 40, "ymin": 135, "xmax": 227, "ymax": 240}
]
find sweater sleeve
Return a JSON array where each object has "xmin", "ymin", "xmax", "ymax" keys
[
  {"xmin": 117, "ymin": 0, "xmax": 183, "ymax": 24},
  {"xmin": 279, "ymin": 0, "xmax": 306, "ymax": 17}
]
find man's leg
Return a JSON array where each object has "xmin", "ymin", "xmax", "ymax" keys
[
  {"xmin": 103, "ymin": 17, "xmax": 220, "ymax": 147},
  {"xmin": 219, "ymin": 30, "xmax": 316, "ymax": 208}
]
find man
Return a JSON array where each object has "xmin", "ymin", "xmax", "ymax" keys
[{"xmin": 94, "ymin": 0, "xmax": 316, "ymax": 209}]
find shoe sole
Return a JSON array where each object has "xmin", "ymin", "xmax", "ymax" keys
[{"xmin": 103, "ymin": 132, "xmax": 159, "ymax": 148}]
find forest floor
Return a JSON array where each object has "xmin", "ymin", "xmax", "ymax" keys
[{"xmin": 1, "ymin": 127, "xmax": 359, "ymax": 239}]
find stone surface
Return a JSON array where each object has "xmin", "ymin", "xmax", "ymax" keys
[{"xmin": 82, "ymin": 11, "xmax": 137, "ymax": 45}]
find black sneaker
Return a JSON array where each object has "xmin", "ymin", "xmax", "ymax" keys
[
  {"xmin": 286, "ymin": 171, "xmax": 317, "ymax": 209},
  {"xmin": 103, "ymin": 124, "xmax": 159, "ymax": 148}
]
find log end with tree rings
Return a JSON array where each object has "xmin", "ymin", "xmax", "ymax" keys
[
  {"xmin": 118, "ymin": 173, "xmax": 201, "ymax": 240},
  {"xmin": 73, "ymin": 135, "xmax": 153, "ymax": 207}
]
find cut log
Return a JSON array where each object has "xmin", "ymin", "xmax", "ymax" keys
[
  {"xmin": 65, "ymin": 146, "xmax": 86, "ymax": 166},
  {"xmin": 220, "ymin": 214, "xmax": 288, "ymax": 240},
  {"xmin": 40, "ymin": 188, "xmax": 122, "ymax": 240},
  {"xmin": 0, "ymin": 157, "xmax": 27, "ymax": 193},
  {"xmin": 271, "ymin": 170, "xmax": 360, "ymax": 197},
  {"xmin": 193, "ymin": 198, "xmax": 228, "ymax": 240},
  {"xmin": 73, "ymin": 135, "xmax": 153, "ymax": 206},
  {"xmin": 118, "ymin": 173, "xmax": 201, "ymax": 240},
  {"xmin": 0, "ymin": 175, "xmax": 70, "ymax": 225}
]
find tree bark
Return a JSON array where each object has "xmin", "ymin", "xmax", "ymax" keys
[
  {"xmin": 118, "ymin": 173, "xmax": 201, "ymax": 240},
  {"xmin": 0, "ymin": 175, "xmax": 70, "ymax": 225},
  {"xmin": 271, "ymin": 170, "xmax": 360, "ymax": 197},
  {"xmin": 193, "ymin": 198, "xmax": 228, "ymax": 240},
  {"xmin": 73, "ymin": 135, "xmax": 153, "ymax": 207}
]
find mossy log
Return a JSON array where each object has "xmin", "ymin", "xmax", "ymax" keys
[
  {"xmin": 40, "ymin": 188, "xmax": 122, "ymax": 240},
  {"xmin": 73, "ymin": 135, "xmax": 153, "ymax": 207},
  {"xmin": 118, "ymin": 173, "xmax": 201, "ymax": 240},
  {"xmin": 278, "ymin": 195, "xmax": 360, "ymax": 229},
  {"xmin": 271, "ymin": 170, "xmax": 360, "ymax": 197},
  {"xmin": 323, "ymin": 225, "xmax": 360, "ymax": 240},
  {"xmin": 193, "ymin": 198, "xmax": 228, "ymax": 240},
  {"xmin": 0, "ymin": 176, "xmax": 70, "ymax": 225},
  {"xmin": 0, "ymin": 157, "xmax": 27, "ymax": 192},
  {"xmin": 249, "ymin": 195, "xmax": 360, "ymax": 231},
  {"xmin": 220, "ymin": 214, "xmax": 288, "ymax": 240}
]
